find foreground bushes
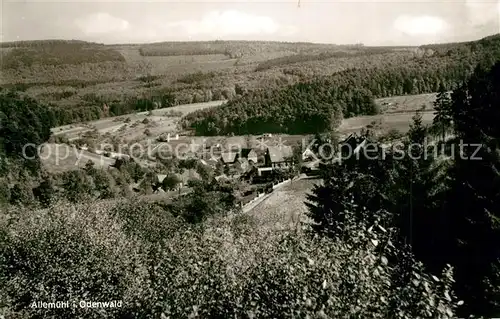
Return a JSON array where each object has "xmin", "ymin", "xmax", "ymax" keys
[{"xmin": 0, "ymin": 199, "xmax": 458, "ymax": 318}]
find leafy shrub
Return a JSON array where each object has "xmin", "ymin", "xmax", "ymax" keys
[
  {"xmin": 0, "ymin": 201, "xmax": 146, "ymax": 319},
  {"xmin": 136, "ymin": 210, "xmax": 458, "ymax": 318},
  {"xmin": 0, "ymin": 195, "xmax": 459, "ymax": 319},
  {"xmin": 108, "ymin": 200, "xmax": 186, "ymax": 244},
  {"xmin": 162, "ymin": 174, "xmax": 181, "ymax": 191}
]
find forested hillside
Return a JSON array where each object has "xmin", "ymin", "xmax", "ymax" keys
[{"xmin": 183, "ymin": 34, "xmax": 500, "ymax": 135}]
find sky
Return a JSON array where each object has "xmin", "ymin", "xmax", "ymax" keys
[{"xmin": 1, "ymin": 0, "xmax": 499, "ymax": 46}]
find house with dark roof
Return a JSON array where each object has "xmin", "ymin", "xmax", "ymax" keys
[
  {"xmin": 339, "ymin": 133, "xmax": 367, "ymax": 156},
  {"xmin": 264, "ymin": 146, "xmax": 294, "ymax": 168},
  {"xmin": 241, "ymin": 148, "xmax": 258, "ymax": 164}
]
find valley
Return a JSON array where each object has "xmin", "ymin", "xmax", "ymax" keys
[{"xmin": 1, "ymin": 33, "xmax": 500, "ymax": 319}]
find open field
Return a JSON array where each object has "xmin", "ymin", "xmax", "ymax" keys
[
  {"xmin": 339, "ymin": 111, "xmax": 435, "ymax": 135},
  {"xmin": 376, "ymin": 93, "xmax": 438, "ymax": 113},
  {"xmin": 51, "ymin": 100, "xmax": 227, "ymax": 142},
  {"xmin": 39, "ymin": 143, "xmax": 116, "ymax": 173},
  {"xmin": 338, "ymin": 93, "xmax": 437, "ymax": 135}
]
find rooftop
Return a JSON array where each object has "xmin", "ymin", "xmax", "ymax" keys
[{"xmin": 267, "ymin": 146, "xmax": 293, "ymax": 163}]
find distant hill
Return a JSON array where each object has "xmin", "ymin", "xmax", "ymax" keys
[
  {"xmin": 0, "ymin": 34, "xmax": 498, "ymax": 129},
  {"xmin": 0, "ymin": 39, "xmax": 103, "ymax": 48},
  {"xmin": 182, "ymin": 34, "xmax": 500, "ymax": 135}
]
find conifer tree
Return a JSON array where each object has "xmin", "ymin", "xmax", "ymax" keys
[
  {"xmin": 433, "ymin": 83, "xmax": 452, "ymax": 141},
  {"xmin": 444, "ymin": 61, "xmax": 500, "ymax": 316}
]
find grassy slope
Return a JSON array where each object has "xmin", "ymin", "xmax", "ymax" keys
[{"xmin": 248, "ymin": 178, "xmax": 318, "ymax": 231}]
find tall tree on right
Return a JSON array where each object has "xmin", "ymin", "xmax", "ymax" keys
[
  {"xmin": 432, "ymin": 83, "xmax": 452, "ymax": 141},
  {"xmin": 444, "ymin": 61, "xmax": 500, "ymax": 316}
]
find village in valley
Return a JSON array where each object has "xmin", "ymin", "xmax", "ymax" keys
[
  {"xmin": 38, "ymin": 90, "xmax": 437, "ymax": 210},
  {"xmin": 45, "ymin": 105, "xmax": 325, "ymax": 208}
]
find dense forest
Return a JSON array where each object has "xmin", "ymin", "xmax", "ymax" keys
[
  {"xmin": 183, "ymin": 35, "xmax": 500, "ymax": 135},
  {"xmin": 253, "ymin": 47, "xmax": 406, "ymax": 72},
  {"xmin": 0, "ymin": 89, "xmax": 178, "ymax": 129}
]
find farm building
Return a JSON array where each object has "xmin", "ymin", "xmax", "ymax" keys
[{"xmin": 264, "ymin": 146, "xmax": 294, "ymax": 168}]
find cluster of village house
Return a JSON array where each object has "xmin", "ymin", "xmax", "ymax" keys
[
  {"xmin": 122, "ymin": 133, "xmax": 368, "ymax": 193},
  {"xmin": 148, "ymin": 144, "xmax": 302, "ymax": 193},
  {"xmin": 195, "ymin": 133, "xmax": 368, "ymax": 180}
]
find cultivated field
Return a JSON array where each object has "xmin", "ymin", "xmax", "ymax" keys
[{"xmin": 376, "ymin": 93, "xmax": 438, "ymax": 113}]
